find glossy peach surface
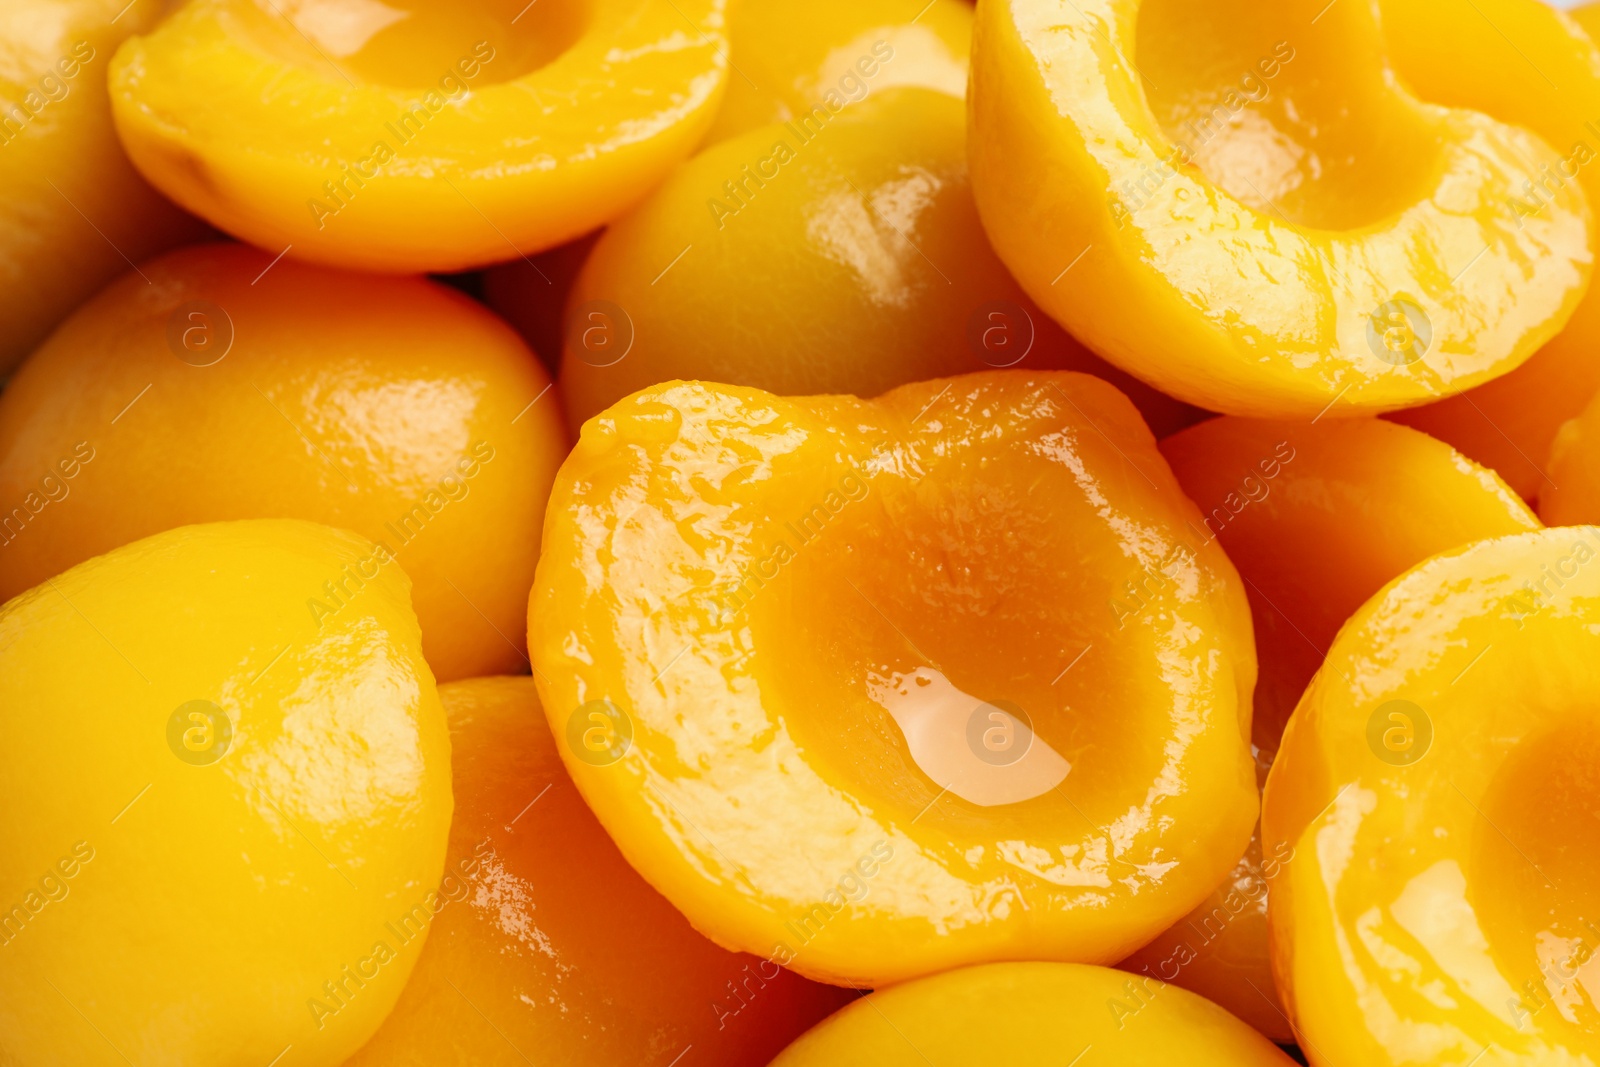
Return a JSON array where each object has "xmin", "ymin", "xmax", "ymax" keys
[
  {"xmin": 555, "ymin": 87, "xmax": 1201, "ymax": 437},
  {"xmin": 1125, "ymin": 416, "xmax": 1539, "ymax": 1043},
  {"xmin": 0, "ymin": 519, "xmax": 451, "ymax": 1066},
  {"xmin": 770, "ymin": 962, "xmax": 1296, "ymax": 1065},
  {"xmin": 1164, "ymin": 418, "xmax": 1541, "ymax": 754},
  {"xmin": 529, "ymin": 372, "xmax": 1258, "ymax": 988},
  {"xmin": 109, "ymin": 0, "xmax": 732, "ymax": 272},
  {"xmin": 1384, "ymin": 0, "xmax": 1600, "ymax": 500},
  {"xmin": 704, "ymin": 0, "xmax": 970, "ymax": 144},
  {"xmin": 0, "ymin": 242, "xmax": 567, "ymax": 682},
  {"xmin": 1266, "ymin": 527, "xmax": 1600, "ymax": 1064},
  {"xmin": 969, "ymin": 0, "xmax": 1593, "ymax": 417},
  {"xmin": 0, "ymin": 0, "xmax": 206, "ymax": 373},
  {"xmin": 1120, "ymin": 746, "xmax": 1290, "ymax": 1042},
  {"xmin": 345, "ymin": 676, "xmax": 851, "ymax": 1066}
]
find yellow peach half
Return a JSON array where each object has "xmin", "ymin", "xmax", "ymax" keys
[
  {"xmin": 345, "ymin": 676, "xmax": 852, "ymax": 1066},
  {"xmin": 109, "ymin": 0, "xmax": 732, "ymax": 272},
  {"xmin": 970, "ymin": 0, "xmax": 1592, "ymax": 418},
  {"xmin": 553, "ymin": 87, "xmax": 1202, "ymax": 437},
  {"xmin": 0, "ymin": 519, "xmax": 451, "ymax": 1065},
  {"xmin": 770, "ymin": 962, "xmax": 1296, "ymax": 1066},
  {"xmin": 1266, "ymin": 527, "xmax": 1600, "ymax": 1064},
  {"xmin": 1123, "ymin": 416, "xmax": 1538, "ymax": 1043},
  {"xmin": 0, "ymin": 242, "xmax": 567, "ymax": 683},
  {"xmin": 0, "ymin": 0, "xmax": 206, "ymax": 373},
  {"xmin": 704, "ymin": 0, "xmax": 970, "ymax": 144},
  {"xmin": 529, "ymin": 372, "xmax": 1257, "ymax": 988},
  {"xmin": 1163, "ymin": 417, "xmax": 1540, "ymax": 755},
  {"xmin": 1383, "ymin": 0, "xmax": 1600, "ymax": 500}
]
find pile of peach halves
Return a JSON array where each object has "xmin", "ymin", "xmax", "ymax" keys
[{"xmin": 4, "ymin": 0, "xmax": 1600, "ymax": 1064}]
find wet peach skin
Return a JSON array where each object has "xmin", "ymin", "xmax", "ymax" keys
[
  {"xmin": 770, "ymin": 962, "xmax": 1295, "ymax": 1066},
  {"xmin": 0, "ymin": 519, "xmax": 452, "ymax": 1066},
  {"xmin": 109, "ymin": 0, "xmax": 734, "ymax": 272},
  {"xmin": 344, "ymin": 676, "xmax": 852, "ymax": 1066},
  {"xmin": 1121, "ymin": 416, "xmax": 1538, "ymax": 1043},
  {"xmin": 525, "ymin": 87, "xmax": 1202, "ymax": 439},
  {"xmin": 970, "ymin": 0, "xmax": 1590, "ymax": 418},
  {"xmin": 1266, "ymin": 527, "xmax": 1600, "ymax": 1064},
  {"xmin": 0, "ymin": 0, "xmax": 206, "ymax": 373}
]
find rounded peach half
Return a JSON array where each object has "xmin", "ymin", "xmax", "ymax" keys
[
  {"xmin": 1544, "ymin": 389, "xmax": 1600, "ymax": 526},
  {"xmin": 0, "ymin": 0, "xmax": 207, "ymax": 372},
  {"xmin": 1266, "ymin": 527, "xmax": 1600, "ymax": 1063},
  {"xmin": 529, "ymin": 372, "xmax": 1258, "ymax": 987},
  {"xmin": 109, "ymin": 0, "xmax": 731, "ymax": 272},
  {"xmin": 554, "ymin": 88, "xmax": 1203, "ymax": 438},
  {"xmin": 345, "ymin": 676, "xmax": 851, "ymax": 1066},
  {"xmin": 0, "ymin": 242, "xmax": 566, "ymax": 683},
  {"xmin": 969, "ymin": 0, "xmax": 1592, "ymax": 417},
  {"xmin": 770, "ymin": 963, "xmax": 1296, "ymax": 1066},
  {"xmin": 1163, "ymin": 417, "xmax": 1541, "ymax": 755}
]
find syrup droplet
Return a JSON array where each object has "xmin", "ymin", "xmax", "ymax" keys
[{"xmin": 869, "ymin": 667, "xmax": 1070, "ymax": 807}]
